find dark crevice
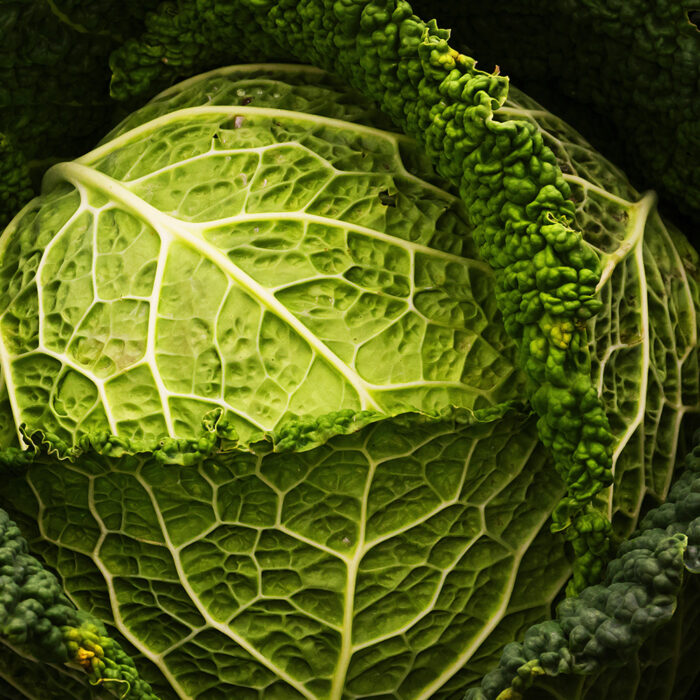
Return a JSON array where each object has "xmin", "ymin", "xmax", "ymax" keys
[
  {"xmin": 378, "ymin": 189, "xmax": 398, "ymax": 206},
  {"xmin": 689, "ymin": 10, "xmax": 700, "ymax": 30}
]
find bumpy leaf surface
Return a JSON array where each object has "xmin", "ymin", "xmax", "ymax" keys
[
  {"xmin": 108, "ymin": 0, "xmax": 700, "ymax": 590},
  {"xmin": 3, "ymin": 410, "xmax": 570, "ymax": 699},
  {"xmin": 493, "ymin": 86, "xmax": 700, "ymax": 540},
  {"xmin": 465, "ymin": 432, "xmax": 700, "ymax": 700}
]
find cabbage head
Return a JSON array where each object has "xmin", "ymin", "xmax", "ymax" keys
[{"xmin": 0, "ymin": 66, "xmax": 698, "ymax": 699}]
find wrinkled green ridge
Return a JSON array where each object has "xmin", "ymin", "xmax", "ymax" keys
[
  {"xmin": 464, "ymin": 430, "xmax": 700, "ymax": 700},
  {"xmin": 0, "ymin": 38, "xmax": 697, "ymax": 700},
  {"xmin": 0, "ymin": 510, "xmax": 157, "ymax": 699},
  {"xmin": 109, "ymin": 0, "xmax": 613, "ymax": 591},
  {"xmin": 520, "ymin": 575, "xmax": 700, "ymax": 699},
  {"xmin": 411, "ymin": 0, "xmax": 700, "ymax": 224}
]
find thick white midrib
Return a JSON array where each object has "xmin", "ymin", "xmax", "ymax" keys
[
  {"xmin": 76, "ymin": 106, "xmax": 414, "ymax": 167},
  {"xmin": 134, "ymin": 471, "xmax": 317, "ymax": 700},
  {"xmin": 576, "ymin": 186, "xmax": 653, "ymax": 515},
  {"xmin": 352, "ymin": 438, "xmax": 546, "ymax": 653},
  {"xmin": 191, "ymin": 210, "xmax": 484, "ymax": 268},
  {"xmin": 348, "ymin": 439, "xmax": 485, "ymax": 655},
  {"xmin": 607, "ymin": 227, "xmax": 651, "ymax": 519},
  {"xmin": 329, "ymin": 435, "xmax": 501, "ymax": 694},
  {"xmin": 596, "ymin": 190, "xmax": 656, "ymax": 293},
  {"xmin": 329, "ymin": 449, "xmax": 376, "ymax": 700},
  {"xmin": 595, "ymin": 340, "xmax": 643, "ymax": 396},
  {"xmin": 612, "ymin": 207, "xmax": 651, "ymax": 467},
  {"xmin": 45, "ymin": 161, "xmax": 381, "ymax": 412}
]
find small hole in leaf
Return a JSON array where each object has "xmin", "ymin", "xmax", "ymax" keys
[
  {"xmin": 378, "ymin": 189, "xmax": 397, "ymax": 206},
  {"xmin": 689, "ymin": 10, "xmax": 700, "ymax": 30}
]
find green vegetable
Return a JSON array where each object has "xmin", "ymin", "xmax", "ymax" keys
[
  {"xmin": 0, "ymin": 54, "xmax": 697, "ymax": 698},
  {"xmin": 410, "ymin": 0, "xmax": 700, "ymax": 224}
]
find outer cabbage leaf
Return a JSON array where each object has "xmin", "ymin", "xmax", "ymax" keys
[
  {"xmin": 2, "ymin": 409, "xmax": 569, "ymax": 699},
  {"xmin": 493, "ymin": 87, "xmax": 700, "ymax": 539},
  {"xmin": 465, "ymin": 432, "xmax": 700, "ymax": 700}
]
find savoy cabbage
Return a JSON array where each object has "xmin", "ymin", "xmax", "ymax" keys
[{"xmin": 0, "ymin": 2, "xmax": 699, "ymax": 700}]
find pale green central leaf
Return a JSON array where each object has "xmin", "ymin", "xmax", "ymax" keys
[{"xmin": 0, "ymin": 98, "xmax": 522, "ymax": 452}]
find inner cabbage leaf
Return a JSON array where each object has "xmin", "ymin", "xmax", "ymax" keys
[{"xmin": 0, "ymin": 66, "xmax": 522, "ymax": 454}]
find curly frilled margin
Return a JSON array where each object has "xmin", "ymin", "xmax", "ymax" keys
[
  {"xmin": 412, "ymin": 0, "xmax": 700, "ymax": 224},
  {"xmin": 110, "ymin": 0, "xmax": 614, "ymax": 592},
  {"xmin": 0, "ymin": 510, "xmax": 157, "ymax": 699},
  {"xmin": 464, "ymin": 432, "xmax": 700, "ymax": 700}
]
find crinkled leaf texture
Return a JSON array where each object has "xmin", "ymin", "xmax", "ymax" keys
[
  {"xmin": 0, "ymin": 66, "xmax": 698, "ymax": 699},
  {"xmin": 464, "ymin": 433, "xmax": 700, "ymax": 700},
  {"xmin": 493, "ymin": 86, "xmax": 700, "ymax": 539}
]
